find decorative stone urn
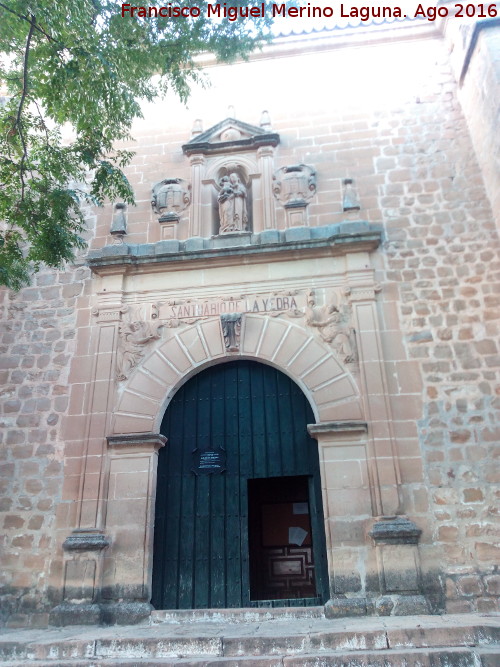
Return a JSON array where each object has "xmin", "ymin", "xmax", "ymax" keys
[{"xmin": 151, "ymin": 178, "xmax": 191, "ymax": 222}]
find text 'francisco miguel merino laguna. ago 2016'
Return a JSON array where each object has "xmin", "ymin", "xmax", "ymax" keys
[{"xmin": 120, "ymin": 3, "xmax": 499, "ymax": 21}]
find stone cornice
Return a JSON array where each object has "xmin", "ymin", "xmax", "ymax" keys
[{"xmin": 87, "ymin": 223, "xmax": 383, "ymax": 276}]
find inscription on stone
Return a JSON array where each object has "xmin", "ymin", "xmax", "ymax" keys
[
  {"xmin": 192, "ymin": 448, "xmax": 226, "ymax": 475},
  {"xmin": 157, "ymin": 293, "xmax": 303, "ymax": 321}
]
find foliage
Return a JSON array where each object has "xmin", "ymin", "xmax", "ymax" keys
[{"xmin": 0, "ymin": 0, "xmax": 275, "ymax": 289}]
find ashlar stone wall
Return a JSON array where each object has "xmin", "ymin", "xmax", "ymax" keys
[{"xmin": 0, "ymin": 263, "xmax": 92, "ymax": 626}]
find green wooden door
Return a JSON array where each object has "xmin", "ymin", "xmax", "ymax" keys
[{"xmin": 151, "ymin": 360, "xmax": 328, "ymax": 609}]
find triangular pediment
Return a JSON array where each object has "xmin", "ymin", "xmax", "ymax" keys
[{"xmin": 182, "ymin": 117, "xmax": 280, "ymax": 156}]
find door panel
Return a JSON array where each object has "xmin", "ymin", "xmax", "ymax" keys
[{"xmin": 152, "ymin": 360, "xmax": 328, "ymax": 609}]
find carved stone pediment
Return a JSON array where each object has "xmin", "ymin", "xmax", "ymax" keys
[{"xmin": 182, "ymin": 117, "xmax": 279, "ymax": 156}]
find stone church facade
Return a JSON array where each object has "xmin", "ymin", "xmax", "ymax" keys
[{"xmin": 1, "ymin": 11, "xmax": 499, "ymax": 627}]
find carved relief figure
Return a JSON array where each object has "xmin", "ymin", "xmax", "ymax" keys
[
  {"xmin": 217, "ymin": 172, "xmax": 248, "ymax": 233},
  {"xmin": 116, "ymin": 320, "xmax": 161, "ymax": 380},
  {"xmin": 305, "ymin": 291, "xmax": 356, "ymax": 364}
]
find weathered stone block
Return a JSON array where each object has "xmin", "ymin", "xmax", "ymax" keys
[
  {"xmin": 324, "ymin": 597, "xmax": 367, "ymax": 618},
  {"xmin": 284, "ymin": 226, "xmax": 311, "ymax": 242},
  {"xmin": 155, "ymin": 239, "xmax": 180, "ymax": 254},
  {"xmin": 184, "ymin": 236, "xmax": 205, "ymax": 252}
]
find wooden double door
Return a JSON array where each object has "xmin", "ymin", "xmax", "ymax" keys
[{"xmin": 151, "ymin": 360, "xmax": 329, "ymax": 609}]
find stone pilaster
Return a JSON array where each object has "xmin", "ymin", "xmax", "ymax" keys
[
  {"xmin": 101, "ymin": 433, "xmax": 166, "ymax": 624},
  {"xmin": 346, "ymin": 276, "xmax": 403, "ymax": 518},
  {"xmin": 188, "ymin": 154, "xmax": 205, "ymax": 237},
  {"xmin": 257, "ymin": 146, "xmax": 276, "ymax": 231}
]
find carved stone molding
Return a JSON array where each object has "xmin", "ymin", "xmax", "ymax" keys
[
  {"xmin": 151, "ymin": 178, "xmax": 191, "ymax": 223},
  {"xmin": 273, "ymin": 164, "xmax": 316, "ymax": 209},
  {"xmin": 308, "ymin": 421, "xmax": 368, "ymax": 438},
  {"xmin": 63, "ymin": 529, "xmax": 110, "ymax": 552},
  {"xmin": 345, "ymin": 283, "xmax": 382, "ymax": 302},
  {"xmin": 369, "ymin": 517, "xmax": 422, "ymax": 545},
  {"xmin": 107, "ymin": 433, "xmax": 167, "ymax": 450},
  {"xmin": 92, "ymin": 306, "xmax": 127, "ymax": 324},
  {"xmin": 221, "ymin": 313, "xmax": 242, "ymax": 353}
]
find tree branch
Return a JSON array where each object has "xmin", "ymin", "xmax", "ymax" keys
[
  {"xmin": 16, "ymin": 16, "xmax": 35, "ymax": 201},
  {"xmin": 0, "ymin": 2, "xmax": 58, "ymax": 44}
]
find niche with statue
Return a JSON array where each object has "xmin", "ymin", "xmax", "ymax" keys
[{"xmin": 213, "ymin": 166, "xmax": 253, "ymax": 235}]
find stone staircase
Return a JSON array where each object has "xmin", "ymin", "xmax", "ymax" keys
[{"xmin": 0, "ymin": 610, "xmax": 499, "ymax": 666}]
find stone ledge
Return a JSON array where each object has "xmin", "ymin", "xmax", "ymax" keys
[{"xmin": 87, "ymin": 222, "xmax": 383, "ymax": 273}]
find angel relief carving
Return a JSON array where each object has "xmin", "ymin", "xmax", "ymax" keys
[
  {"xmin": 116, "ymin": 318, "xmax": 162, "ymax": 381},
  {"xmin": 305, "ymin": 290, "xmax": 357, "ymax": 364}
]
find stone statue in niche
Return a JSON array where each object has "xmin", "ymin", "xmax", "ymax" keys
[
  {"xmin": 305, "ymin": 291, "xmax": 356, "ymax": 364},
  {"xmin": 116, "ymin": 320, "xmax": 162, "ymax": 380},
  {"xmin": 217, "ymin": 172, "xmax": 248, "ymax": 233}
]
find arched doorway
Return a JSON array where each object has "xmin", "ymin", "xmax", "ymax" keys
[{"xmin": 151, "ymin": 360, "xmax": 329, "ymax": 609}]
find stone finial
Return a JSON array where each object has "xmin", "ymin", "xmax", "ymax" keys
[
  {"xmin": 343, "ymin": 178, "xmax": 361, "ymax": 211},
  {"xmin": 110, "ymin": 203, "xmax": 127, "ymax": 243},
  {"xmin": 227, "ymin": 104, "xmax": 235, "ymax": 118},
  {"xmin": 260, "ymin": 110, "xmax": 272, "ymax": 130},
  {"xmin": 151, "ymin": 178, "xmax": 191, "ymax": 223},
  {"xmin": 273, "ymin": 164, "xmax": 317, "ymax": 209},
  {"xmin": 191, "ymin": 118, "xmax": 203, "ymax": 138}
]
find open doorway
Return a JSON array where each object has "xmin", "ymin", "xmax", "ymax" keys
[{"xmin": 248, "ymin": 476, "xmax": 318, "ymax": 602}]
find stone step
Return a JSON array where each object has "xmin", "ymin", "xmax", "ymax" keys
[
  {"xmin": 151, "ymin": 606, "xmax": 325, "ymax": 625},
  {"xmin": 0, "ymin": 614, "xmax": 499, "ymax": 664},
  {"xmin": 1, "ymin": 647, "xmax": 500, "ymax": 667}
]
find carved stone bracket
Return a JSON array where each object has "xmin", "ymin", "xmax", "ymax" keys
[
  {"xmin": 221, "ymin": 313, "xmax": 242, "ymax": 353},
  {"xmin": 152, "ymin": 178, "xmax": 191, "ymax": 223}
]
